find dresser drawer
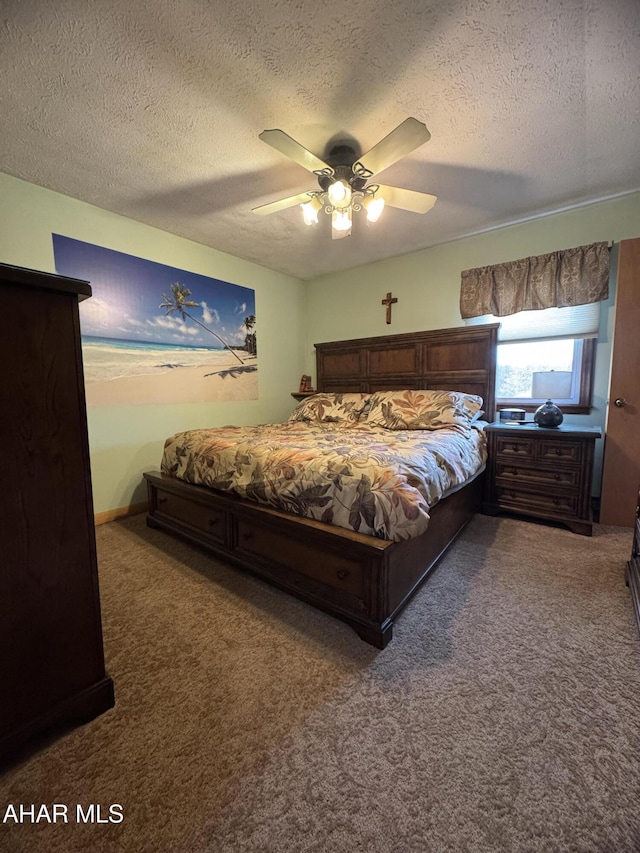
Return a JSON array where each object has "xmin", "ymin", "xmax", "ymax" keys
[
  {"xmin": 235, "ymin": 518, "xmax": 364, "ymax": 600},
  {"xmin": 494, "ymin": 435, "xmax": 535, "ymax": 460},
  {"xmin": 536, "ymin": 439, "xmax": 583, "ymax": 464},
  {"xmin": 495, "ymin": 463, "xmax": 579, "ymax": 489},
  {"xmin": 497, "ymin": 487, "xmax": 578, "ymax": 517},
  {"xmin": 155, "ymin": 489, "xmax": 227, "ymax": 544}
]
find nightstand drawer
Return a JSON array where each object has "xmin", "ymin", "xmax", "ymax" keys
[
  {"xmin": 494, "ymin": 435, "xmax": 535, "ymax": 459},
  {"xmin": 536, "ymin": 439, "xmax": 583, "ymax": 464},
  {"xmin": 497, "ymin": 487, "xmax": 579, "ymax": 517},
  {"xmin": 495, "ymin": 463, "xmax": 579, "ymax": 489}
]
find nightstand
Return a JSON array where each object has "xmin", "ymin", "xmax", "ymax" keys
[{"xmin": 482, "ymin": 422, "xmax": 601, "ymax": 535}]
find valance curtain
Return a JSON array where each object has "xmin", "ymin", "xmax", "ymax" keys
[{"xmin": 459, "ymin": 242, "xmax": 610, "ymax": 320}]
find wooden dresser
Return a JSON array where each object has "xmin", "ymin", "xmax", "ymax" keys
[
  {"xmin": 0, "ymin": 263, "xmax": 114, "ymax": 759},
  {"xmin": 482, "ymin": 422, "xmax": 601, "ymax": 535},
  {"xmin": 627, "ymin": 489, "xmax": 640, "ymax": 636}
]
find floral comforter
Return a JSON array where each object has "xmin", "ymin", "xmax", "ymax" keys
[{"xmin": 161, "ymin": 422, "xmax": 487, "ymax": 542}]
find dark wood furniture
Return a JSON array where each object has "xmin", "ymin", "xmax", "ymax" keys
[
  {"xmin": 0, "ymin": 263, "xmax": 114, "ymax": 759},
  {"xmin": 626, "ymin": 489, "xmax": 640, "ymax": 637},
  {"xmin": 315, "ymin": 324, "xmax": 497, "ymax": 415},
  {"xmin": 482, "ymin": 422, "xmax": 601, "ymax": 535},
  {"xmin": 145, "ymin": 323, "xmax": 498, "ymax": 648},
  {"xmin": 632, "ymin": 493, "xmax": 640, "ymax": 559}
]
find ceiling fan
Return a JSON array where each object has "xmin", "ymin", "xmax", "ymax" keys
[{"xmin": 252, "ymin": 117, "xmax": 437, "ymax": 240}]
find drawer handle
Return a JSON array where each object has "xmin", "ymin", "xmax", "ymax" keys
[
  {"xmin": 512, "ymin": 468, "xmax": 518, "ymax": 476},
  {"xmin": 553, "ymin": 499, "xmax": 560, "ymax": 506},
  {"xmin": 242, "ymin": 531, "xmax": 254, "ymax": 542},
  {"xmin": 555, "ymin": 449, "xmax": 562, "ymax": 456},
  {"xmin": 336, "ymin": 569, "xmax": 349, "ymax": 581},
  {"xmin": 208, "ymin": 518, "xmax": 218, "ymax": 527},
  {"xmin": 512, "ymin": 445, "xmax": 519, "ymax": 452},
  {"xmin": 158, "ymin": 496, "xmax": 168, "ymax": 505},
  {"xmin": 554, "ymin": 474, "xmax": 561, "ymax": 481}
]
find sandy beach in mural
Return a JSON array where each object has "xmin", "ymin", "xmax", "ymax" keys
[{"xmin": 84, "ymin": 351, "xmax": 258, "ymax": 406}]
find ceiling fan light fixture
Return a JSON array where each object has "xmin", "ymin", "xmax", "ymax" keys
[
  {"xmin": 332, "ymin": 208, "xmax": 352, "ymax": 239},
  {"xmin": 327, "ymin": 179, "xmax": 351, "ymax": 207},
  {"xmin": 258, "ymin": 118, "xmax": 436, "ymax": 239},
  {"xmin": 364, "ymin": 194, "xmax": 385, "ymax": 223},
  {"xmin": 300, "ymin": 195, "xmax": 323, "ymax": 225}
]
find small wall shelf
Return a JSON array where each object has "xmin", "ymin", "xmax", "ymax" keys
[{"xmin": 291, "ymin": 391, "xmax": 317, "ymax": 400}]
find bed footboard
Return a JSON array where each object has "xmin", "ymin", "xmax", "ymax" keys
[{"xmin": 143, "ymin": 471, "xmax": 483, "ymax": 647}]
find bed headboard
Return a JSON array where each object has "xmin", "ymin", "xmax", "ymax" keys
[{"xmin": 315, "ymin": 323, "xmax": 499, "ymax": 421}]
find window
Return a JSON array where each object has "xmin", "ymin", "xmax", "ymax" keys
[
  {"xmin": 496, "ymin": 337, "xmax": 595, "ymax": 412},
  {"xmin": 467, "ymin": 304, "xmax": 598, "ymax": 414}
]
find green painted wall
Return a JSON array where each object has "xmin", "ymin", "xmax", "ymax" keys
[
  {"xmin": 0, "ymin": 172, "xmax": 306, "ymax": 514},
  {"xmin": 305, "ymin": 191, "xmax": 640, "ymax": 492},
  {"xmin": 3, "ymin": 170, "xmax": 639, "ymax": 510}
]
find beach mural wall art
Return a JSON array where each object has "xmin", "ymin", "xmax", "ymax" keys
[{"xmin": 52, "ymin": 235, "xmax": 258, "ymax": 406}]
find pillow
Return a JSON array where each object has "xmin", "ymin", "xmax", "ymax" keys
[
  {"xmin": 439, "ymin": 391, "xmax": 484, "ymax": 421},
  {"xmin": 365, "ymin": 389, "xmax": 484, "ymax": 430},
  {"xmin": 289, "ymin": 392, "xmax": 371, "ymax": 424}
]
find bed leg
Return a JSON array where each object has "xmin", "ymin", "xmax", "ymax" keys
[{"xmin": 353, "ymin": 619, "xmax": 393, "ymax": 649}]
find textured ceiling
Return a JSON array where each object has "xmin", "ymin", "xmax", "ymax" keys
[{"xmin": 2, "ymin": 0, "xmax": 640, "ymax": 280}]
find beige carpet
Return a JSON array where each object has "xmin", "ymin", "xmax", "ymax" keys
[{"xmin": 1, "ymin": 513, "xmax": 640, "ymax": 852}]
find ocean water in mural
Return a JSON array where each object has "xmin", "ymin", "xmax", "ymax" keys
[{"xmin": 52, "ymin": 235, "xmax": 258, "ymax": 405}]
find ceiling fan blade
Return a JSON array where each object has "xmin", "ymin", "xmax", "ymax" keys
[
  {"xmin": 376, "ymin": 185, "xmax": 437, "ymax": 214},
  {"xmin": 259, "ymin": 129, "xmax": 331, "ymax": 175},
  {"xmin": 358, "ymin": 118, "xmax": 431, "ymax": 176},
  {"xmin": 252, "ymin": 191, "xmax": 316, "ymax": 216}
]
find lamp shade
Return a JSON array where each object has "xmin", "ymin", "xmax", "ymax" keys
[
  {"xmin": 327, "ymin": 179, "xmax": 351, "ymax": 207},
  {"xmin": 331, "ymin": 208, "xmax": 352, "ymax": 240},
  {"xmin": 531, "ymin": 370, "xmax": 572, "ymax": 400}
]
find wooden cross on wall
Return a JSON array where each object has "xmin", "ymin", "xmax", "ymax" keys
[{"xmin": 381, "ymin": 291, "xmax": 398, "ymax": 324}]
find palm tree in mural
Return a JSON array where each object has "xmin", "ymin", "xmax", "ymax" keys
[
  {"xmin": 243, "ymin": 314, "xmax": 257, "ymax": 356},
  {"xmin": 160, "ymin": 282, "xmax": 244, "ymax": 364}
]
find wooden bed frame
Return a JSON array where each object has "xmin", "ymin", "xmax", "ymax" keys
[{"xmin": 145, "ymin": 323, "xmax": 498, "ymax": 648}]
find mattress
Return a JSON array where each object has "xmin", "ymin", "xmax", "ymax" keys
[{"xmin": 161, "ymin": 420, "xmax": 486, "ymax": 542}]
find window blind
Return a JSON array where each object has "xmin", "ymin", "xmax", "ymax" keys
[{"xmin": 465, "ymin": 302, "xmax": 600, "ymax": 343}]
